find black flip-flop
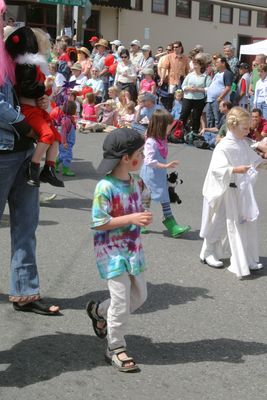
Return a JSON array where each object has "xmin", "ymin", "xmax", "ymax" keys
[{"xmin": 13, "ymin": 300, "xmax": 60, "ymax": 316}]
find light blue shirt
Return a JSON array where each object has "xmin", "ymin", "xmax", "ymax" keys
[{"xmin": 182, "ymin": 72, "xmax": 211, "ymax": 100}]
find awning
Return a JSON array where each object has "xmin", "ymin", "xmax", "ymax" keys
[
  {"xmin": 39, "ymin": 0, "xmax": 88, "ymax": 5},
  {"xmin": 90, "ymin": 0, "xmax": 131, "ymax": 8}
]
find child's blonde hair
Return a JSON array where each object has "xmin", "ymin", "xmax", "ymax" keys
[
  {"xmin": 146, "ymin": 110, "xmax": 173, "ymax": 140},
  {"xmin": 105, "ymin": 99, "xmax": 116, "ymax": 110},
  {"xmin": 226, "ymin": 107, "xmax": 250, "ymax": 130},
  {"xmin": 175, "ymin": 89, "xmax": 183, "ymax": 98},
  {"xmin": 126, "ymin": 101, "xmax": 135, "ymax": 113},
  {"xmin": 118, "ymin": 90, "xmax": 131, "ymax": 103},
  {"xmin": 108, "ymin": 86, "xmax": 120, "ymax": 96},
  {"xmin": 85, "ymin": 92, "xmax": 96, "ymax": 104}
]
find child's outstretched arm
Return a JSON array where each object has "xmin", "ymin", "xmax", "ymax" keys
[{"xmin": 157, "ymin": 160, "xmax": 179, "ymax": 169}]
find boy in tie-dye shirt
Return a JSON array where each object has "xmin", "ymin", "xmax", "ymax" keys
[{"xmin": 86, "ymin": 128, "xmax": 152, "ymax": 372}]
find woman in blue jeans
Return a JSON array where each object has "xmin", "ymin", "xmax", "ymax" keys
[{"xmin": 0, "ymin": 1, "xmax": 59, "ymax": 315}]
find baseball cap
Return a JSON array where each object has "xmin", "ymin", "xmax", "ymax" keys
[
  {"xmin": 97, "ymin": 128, "xmax": 144, "ymax": 175},
  {"xmin": 110, "ymin": 40, "xmax": 122, "ymax": 46},
  {"xmin": 193, "ymin": 44, "xmax": 204, "ymax": 52},
  {"xmin": 89, "ymin": 36, "xmax": 98, "ymax": 42},
  {"xmin": 238, "ymin": 62, "xmax": 249, "ymax": 69},
  {"xmin": 140, "ymin": 92, "xmax": 156, "ymax": 102},
  {"xmin": 142, "ymin": 44, "xmax": 151, "ymax": 52},
  {"xmin": 131, "ymin": 39, "xmax": 141, "ymax": 47},
  {"xmin": 70, "ymin": 62, "xmax": 82, "ymax": 71}
]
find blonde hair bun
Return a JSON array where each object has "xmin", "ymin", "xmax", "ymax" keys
[{"xmin": 226, "ymin": 106, "xmax": 250, "ymax": 129}]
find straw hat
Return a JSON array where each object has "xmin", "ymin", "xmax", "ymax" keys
[
  {"xmin": 95, "ymin": 38, "xmax": 109, "ymax": 48},
  {"xmin": 77, "ymin": 46, "xmax": 90, "ymax": 57},
  {"xmin": 70, "ymin": 62, "xmax": 82, "ymax": 71}
]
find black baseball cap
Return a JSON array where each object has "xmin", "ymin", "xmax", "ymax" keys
[
  {"xmin": 97, "ymin": 128, "xmax": 144, "ymax": 175},
  {"xmin": 238, "ymin": 62, "xmax": 249, "ymax": 69}
]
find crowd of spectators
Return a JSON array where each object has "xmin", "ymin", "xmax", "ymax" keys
[{"xmin": 34, "ymin": 33, "xmax": 267, "ymax": 150}]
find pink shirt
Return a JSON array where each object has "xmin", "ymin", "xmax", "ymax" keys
[
  {"xmin": 82, "ymin": 103, "xmax": 97, "ymax": 122},
  {"xmin": 140, "ymin": 79, "xmax": 155, "ymax": 93}
]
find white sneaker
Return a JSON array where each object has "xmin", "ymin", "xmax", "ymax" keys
[
  {"xmin": 249, "ymin": 263, "xmax": 263, "ymax": 270},
  {"xmin": 201, "ymin": 255, "xmax": 223, "ymax": 268}
]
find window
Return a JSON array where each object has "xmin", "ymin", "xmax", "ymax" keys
[
  {"xmin": 151, "ymin": 0, "xmax": 168, "ymax": 15},
  {"xmin": 26, "ymin": 4, "xmax": 56, "ymax": 39},
  {"xmin": 199, "ymin": 1, "xmax": 213, "ymax": 21},
  {"xmin": 257, "ymin": 11, "xmax": 267, "ymax": 28},
  {"xmin": 131, "ymin": 0, "xmax": 143, "ymax": 11},
  {"xmin": 220, "ymin": 6, "xmax": 233, "ymax": 24},
  {"xmin": 239, "ymin": 9, "xmax": 251, "ymax": 26},
  {"xmin": 176, "ymin": 0, "xmax": 191, "ymax": 18}
]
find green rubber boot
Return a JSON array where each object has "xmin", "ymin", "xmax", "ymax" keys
[
  {"xmin": 163, "ymin": 216, "xmax": 190, "ymax": 237},
  {"xmin": 141, "ymin": 226, "xmax": 150, "ymax": 234},
  {"xmin": 62, "ymin": 166, "xmax": 75, "ymax": 176},
  {"xmin": 55, "ymin": 158, "xmax": 61, "ymax": 173}
]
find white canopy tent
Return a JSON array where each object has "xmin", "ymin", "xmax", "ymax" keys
[{"xmin": 239, "ymin": 39, "xmax": 267, "ymax": 59}]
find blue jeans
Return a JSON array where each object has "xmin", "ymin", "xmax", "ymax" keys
[
  {"xmin": 58, "ymin": 128, "xmax": 76, "ymax": 168},
  {"xmin": 256, "ymin": 102, "xmax": 267, "ymax": 119},
  {"xmin": 0, "ymin": 148, "xmax": 40, "ymax": 301},
  {"xmin": 203, "ymin": 131, "xmax": 217, "ymax": 148},
  {"xmin": 206, "ymin": 101, "xmax": 222, "ymax": 129}
]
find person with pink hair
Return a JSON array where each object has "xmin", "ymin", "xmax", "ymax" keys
[{"xmin": 0, "ymin": 0, "xmax": 60, "ymax": 315}]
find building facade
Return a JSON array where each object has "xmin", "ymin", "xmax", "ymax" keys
[
  {"xmin": 5, "ymin": 0, "xmax": 267, "ymax": 56},
  {"xmin": 97, "ymin": 0, "xmax": 267, "ymax": 55}
]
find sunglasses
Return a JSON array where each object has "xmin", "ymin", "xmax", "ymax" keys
[
  {"xmin": 173, "ymin": 46, "xmax": 180, "ymax": 49},
  {"xmin": 166, "ymin": 48, "xmax": 172, "ymax": 51},
  {"xmin": 121, "ymin": 56, "xmax": 128, "ymax": 59}
]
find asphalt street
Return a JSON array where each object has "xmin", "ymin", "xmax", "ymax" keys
[{"xmin": 0, "ymin": 131, "xmax": 267, "ymax": 400}]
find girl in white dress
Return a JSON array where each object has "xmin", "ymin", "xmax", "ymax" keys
[{"xmin": 200, "ymin": 107, "xmax": 267, "ymax": 278}]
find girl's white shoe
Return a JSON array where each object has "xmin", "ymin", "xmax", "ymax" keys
[
  {"xmin": 249, "ymin": 263, "xmax": 263, "ymax": 270},
  {"xmin": 201, "ymin": 255, "xmax": 224, "ymax": 268}
]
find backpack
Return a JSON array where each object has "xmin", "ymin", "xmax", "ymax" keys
[{"xmin": 167, "ymin": 120, "xmax": 184, "ymax": 144}]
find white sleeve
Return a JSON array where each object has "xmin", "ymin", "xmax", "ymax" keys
[
  {"xmin": 55, "ymin": 73, "xmax": 65, "ymax": 87},
  {"xmin": 202, "ymin": 145, "xmax": 233, "ymax": 207},
  {"xmin": 144, "ymin": 138, "xmax": 158, "ymax": 167}
]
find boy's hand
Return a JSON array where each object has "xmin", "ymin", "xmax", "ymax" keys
[
  {"xmin": 130, "ymin": 211, "xmax": 153, "ymax": 227},
  {"xmin": 166, "ymin": 160, "xmax": 179, "ymax": 169}
]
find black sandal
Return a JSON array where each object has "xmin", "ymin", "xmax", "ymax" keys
[
  {"xmin": 13, "ymin": 300, "xmax": 60, "ymax": 315},
  {"xmin": 86, "ymin": 300, "xmax": 107, "ymax": 338}
]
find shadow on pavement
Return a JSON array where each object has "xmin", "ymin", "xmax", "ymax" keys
[
  {"xmin": 0, "ymin": 333, "xmax": 267, "ymax": 387},
  {"xmin": 23, "ymin": 282, "xmax": 213, "ymax": 312},
  {"xmin": 0, "ymin": 214, "xmax": 59, "ymax": 228},
  {"xmin": 40, "ymin": 196, "xmax": 92, "ymax": 211}
]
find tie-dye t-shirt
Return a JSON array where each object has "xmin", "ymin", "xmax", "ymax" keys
[{"xmin": 91, "ymin": 174, "xmax": 145, "ymax": 280}]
